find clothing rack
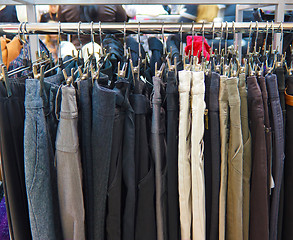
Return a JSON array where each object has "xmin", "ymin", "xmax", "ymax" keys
[{"xmin": 1, "ymin": 22, "xmax": 293, "ymax": 35}]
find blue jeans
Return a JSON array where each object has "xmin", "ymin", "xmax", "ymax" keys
[{"xmin": 24, "ymin": 79, "xmax": 57, "ymax": 240}]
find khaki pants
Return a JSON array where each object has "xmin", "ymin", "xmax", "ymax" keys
[
  {"xmin": 219, "ymin": 76, "xmax": 243, "ymax": 240},
  {"xmin": 178, "ymin": 70, "xmax": 206, "ymax": 240},
  {"xmin": 239, "ymin": 73, "xmax": 252, "ymax": 240}
]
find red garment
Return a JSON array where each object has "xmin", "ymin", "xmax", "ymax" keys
[{"xmin": 184, "ymin": 35, "xmax": 211, "ymax": 62}]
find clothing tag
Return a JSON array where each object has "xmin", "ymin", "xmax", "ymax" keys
[{"xmin": 270, "ymin": 174, "xmax": 275, "ymax": 195}]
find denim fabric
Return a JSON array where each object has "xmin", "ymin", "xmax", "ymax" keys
[
  {"xmin": 166, "ymin": 70, "xmax": 180, "ymax": 240},
  {"xmin": 0, "ymin": 79, "xmax": 32, "ymax": 240},
  {"xmin": 130, "ymin": 92, "xmax": 156, "ymax": 240},
  {"xmin": 77, "ymin": 79, "xmax": 93, "ymax": 240},
  {"xmin": 92, "ymin": 81, "xmax": 115, "ymax": 240},
  {"xmin": 247, "ymin": 76, "xmax": 269, "ymax": 240},
  {"xmin": 56, "ymin": 85, "xmax": 85, "ymax": 240},
  {"xmin": 24, "ymin": 79, "xmax": 57, "ymax": 240},
  {"xmin": 209, "ymin": 72, "xmax": 221, "ymax": 240},
  {"xmin": 266, "ymin": 73, "xmax": 285, "ymax": 240},
  {"xmin": 152, "ymin": 76, "xmax": 167, "ymax": 240}
]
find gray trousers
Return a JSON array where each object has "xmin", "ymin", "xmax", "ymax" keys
[{"xmin": 56, "ymin": 85, "xmax": 85, "ymax": 240}]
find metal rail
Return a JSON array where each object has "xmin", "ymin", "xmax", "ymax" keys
[{"xmin": 1, "ymin": 22, "xmax": 293, "ymax": 35}]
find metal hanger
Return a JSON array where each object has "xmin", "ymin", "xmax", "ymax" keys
[
  {"xmin": 98, "ymin": 21, "xmax": 107, "ymax": 57},
  {"xmin": 266, "ymin": 21, "xmax": 276, "ymax": 74},
  {"xmin": 162, "ymin": 21, "xmax": 167, "ymax": 60},
  {"xmin": 224, "ymin": 21, "xmax": 229, "ymax": 65},
  {"xmin": 77, "ymin": 21, "xmax": 84, "ymax": 67},
  {"xmin": 117, "ymin": 61, "xmax": 128, "ymax": 79},
  {"xmin": 33, "ymin": 64, "xmax": 45, "ymax": 96},
  {"xmin": 179, "ymin": 22, "xmax": 183, "ymax": 61},
  {"xmin": 200, "ymin": 21, "xmax": 208, "ymax": 72},
  {"xmin": 215, "ymin": 22, "xmax": 223, "ymax": 73},
  {"xmin": 155, "ymin": 62, "xmax": 165, "ymax": 78},
  {"xmin": 130, "ymin": 22, "xmax": 142, "ymax": 85},
  {"xmin": 208, "ymin": 22, "xmax": 215, "ymax": 73},
  {"xmin": 62, "ymin": 68, "xmax": 75, "ymax": 86},
  {"xmin": 57, "ymin": 21, "xmax": 63, "ymax": 69}
]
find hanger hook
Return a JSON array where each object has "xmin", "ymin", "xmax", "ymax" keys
[
  {"xmin": 99, "ymin": 21, "xmax": 103, "ymax": 55},
  {"xmin": 263, "ymin": 21, "xmax": 269, "ymax": 54},
  {"xmin": 201, "ymin": 21, "xmax": 205, "ymax": 59},
  {"xmin": 77, "ymin": 21, "xmax": 82, "ymax": 48},
  {"xmin": 254, "ymin": 21, "xmax": 259, "ymax": 53},
  {"xmin": 232, "ymin": 21, "xmax": 236, "ymax": 49},
  {"xmin": 280, "ymin": 21, "xmax": 283, "ymax": 53},
  {"xmin": 162, "ymin": 21, "xmax": 166, "ymax": 55},
  {"xmin": 191, "ymin": 21, "xmax": 195, "ymax": 57},
  {"xmin": 246, "ymin": 21, "xmax": 253, "ymax": 56},
  {"xmin": 225, "ymin": 21, "xmax": 228, "ymax": 56},
  {"xmin": 271, "ymin": 21, "xmax": 274, "ymax": 53},
  {"xmin": 180, "ymin": 21, "xmax": 183, "ymax": 57},
  {"xmin": 123, "ymin": 21, "xmax": 127, "ymax": 57},
  {"xmin": 91, "ymin": 21, "xmax": 95, "ymax": 56},
  {"xmin": 219, "ymin": 22, "xmax": 223, "ymax": 54},
  {"xmin": 18, "ymin": 22, "xmax": 23, "ymax": 41},
  {"xmin": 137, "ymin": 21, "xmax": 141, "ymax": 59},
  {"xmin": 211, "ymin": 22, "xmax": 215, "ymax": 53},
  {"xmin": 58, "ymin": 21, "xmax": 62, "ymax": 60}
]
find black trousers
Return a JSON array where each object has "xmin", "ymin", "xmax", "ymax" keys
[
  {"xmin": 117, "ymin": 79, "xmax": 137, "ymax": 240},
  {"xmin": 92, "ymin": 81, "xmax": 116, "ymax": 240},
  {"xmin": 209, "ymin": 72, "xmax": 221, "ymax": 240},
  {"xmin": 266, "ymin": 73, "xmax": 285, "ymax": 240},
  {"xmin": 275, "ymin": 67, "xmax": 286, "ymax": 240},
  {"xmin": 0, "ymin": 79, "xmax": 32, "ymax": 240},
  {"xmin": 152, "ymin": 76, "xmax": 167, "ymax": 240},
  {"xmin": 166, "ymin": 70, "xmax": 180, "ymax": 240},
  {"xmin": 247, "ymin": 76, "xmax": 269, "ymax": 240},
  {"xmin": 106, "ymin": 100, "xmax": 125, "ymax": 240},
  {"xmin": 130, "ymin": 93, "xmax": 156, "ymax": 240},
  {"xmin": 78, "ymin": 79, "xmax": 93, "ymax": 240},
  {"xmin": 257, "ymin": 76, "xmax": 272, "ymax": 194},
  {"xmin": 204, "ymin": 73, "xmax": 212, "ymax": 240},
  {"xmin": 282, "ymin": 75, "xmax": 293, "ymax": 240}
]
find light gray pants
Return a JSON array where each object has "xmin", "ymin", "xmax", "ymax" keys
[{"xmin": 56, "ymin": 85, "xmax": 85, "ymax": 240}]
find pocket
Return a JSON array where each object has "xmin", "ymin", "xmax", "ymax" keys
[
  {"xmin": 230, "ymin": 144, "xmax": 244, "ymax": 175},
  {"xmin": 108, "ymin": 150, "xmax": 122, "ymax": 192}
]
